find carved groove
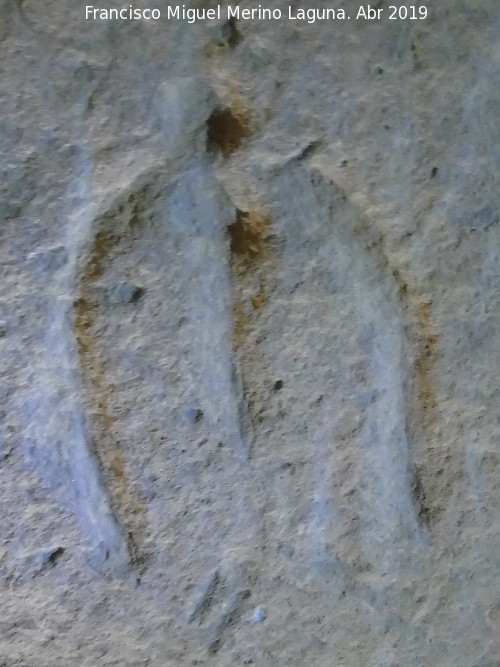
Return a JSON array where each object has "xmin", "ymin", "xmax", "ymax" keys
[
  {"xmin": 73, "ymin": 182, "xmax": 161, "ymax": 568},
  {"xmin": 390, "ymin": 267, "xmax": 448, "ymax": 528},
  {"xmin": 227, "ymin": 208, "xmax": 275, "ymax": 460}
]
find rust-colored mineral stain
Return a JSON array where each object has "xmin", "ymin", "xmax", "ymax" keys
[
  {"xmin": 415, "ymin": 301, "xmax": 438, "ymax": 425},
  {"xmin": 86, "ymin": 232, "xmax": 119, "ymax": 280},
  {"xmin": 227, "ymin": 210, "xmax": 271, "ymax": 259}
]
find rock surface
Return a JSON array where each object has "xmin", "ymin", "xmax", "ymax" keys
[{"xmin": 1, "ymin": 1, "xmax": 500, "ymax": 665}]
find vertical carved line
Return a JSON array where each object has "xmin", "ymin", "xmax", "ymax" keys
[{"xmin": 226, "ymin": 209, "xmax": 275, "ymax": 460}]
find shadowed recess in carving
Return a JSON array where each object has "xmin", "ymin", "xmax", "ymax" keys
[
  {"xmin": 73, "ymin": 181, "xmax": 163, "ymax": 568},
  {"xmin": 187, "ymin": 570, "xmax": 221, "ymax": 625},
  {"xmin": 226, "ymin": 207, "xmax": 275, "ymax": 459},
  {"xmin": 406, "ymin": 295, "xmax": 449, "ymax": 526},
  {"xmin": 221, "ymin": 17, "xmax": 242, "ymax": 48},
  {"xmin": 206, "ymin": 106, "xmax": 249, "ymax": 157},
  {"xmin": 389, "ymin": 267, "xmax": 447, "ymax": 527}
]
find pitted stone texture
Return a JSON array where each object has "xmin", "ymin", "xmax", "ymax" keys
[{"xmin": 1, "ymin": 1, "xmax": 499, "ymax": 665}]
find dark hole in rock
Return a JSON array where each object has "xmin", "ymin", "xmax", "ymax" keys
[
  {"xmin": 431, "ymin": 166, "xmax": 438, "ymax": 178},
  {"xmin": 48, "ymin": 547, "xmax": 65, "ymax": 565},
  {"xmin": 220, "ymin": 17, "xmax": 241, "ymax": 48},
  {"xmin": 206, "ymin": 107, "xmax": 247, "ymax": 157},
  {"xmin": 130, "ymin": 286, "xmax": 145, "ymax": 303},
  {"xmin": 273, "ymin": 380, "xmax": 284, "ymax": 391}
]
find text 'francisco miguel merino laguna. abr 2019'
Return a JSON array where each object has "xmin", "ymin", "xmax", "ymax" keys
[{"xmin": 85, "ymin": 5, "xmax": 429, "ymax": 22}]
